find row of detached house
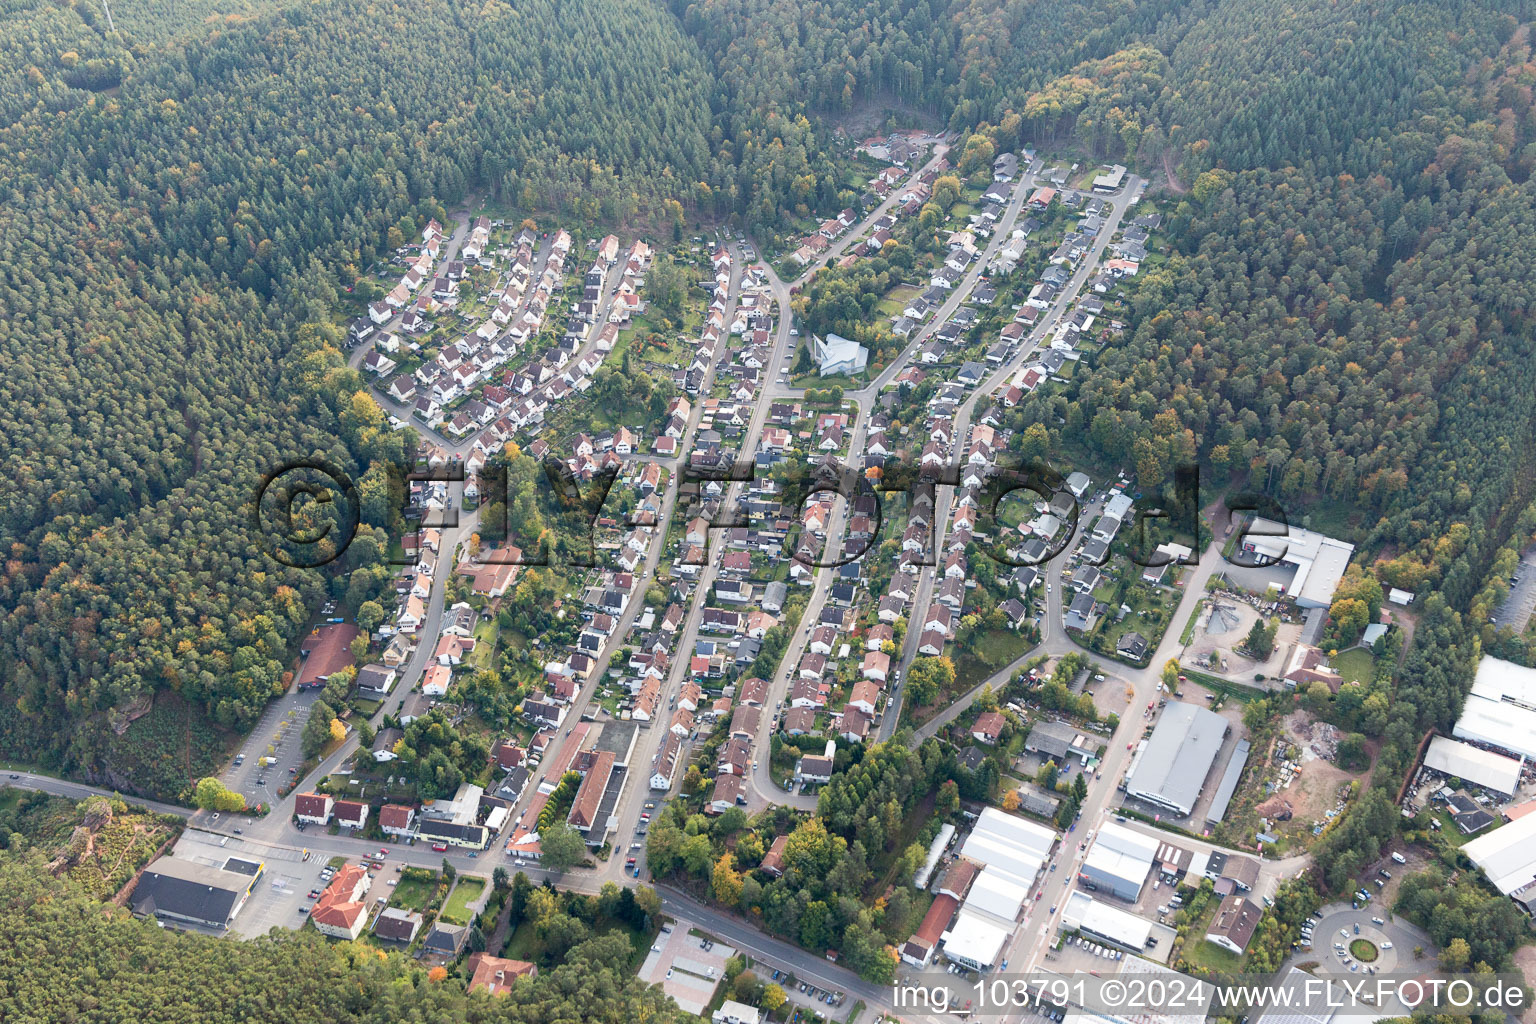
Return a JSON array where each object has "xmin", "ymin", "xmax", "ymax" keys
[
  {"xmin": 789, "ymin": 208, "xmax": 859, "ymax": 266},
  {"xmin": 511, "ymin": 458, "xmax": 670, "ymax": 723},
  {"xmin": 371, "ymin": 230, "xmax": 654, "ymax": 486},
  {"xmin": 369, "ymin": 218, "xmax": 447, "ymax": 320},
  {"xmin": 652, "ymin": 246, "xmax": 793, "ymax": 812},
  {"xmin": 770, "ymin": 204, "xmax": 1049, "ymax": 763},
  {"xmin": 676, "ymin": 248, "xmax": 738, "ymax": 398},
  {"xmin": 790, "ymin": 145, "xmax": 952, "ymax": 268},
  {"xmin": 369, "ymin": 227, "xmax": 574, "ymax": 443},
  {"xmin": 996, "ymin": 205, "xmax": 1159, "ymax": 407}
]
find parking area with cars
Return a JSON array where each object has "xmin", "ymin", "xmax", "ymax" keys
[
  {"xmin": 163, "ymin": 830, "xmax": 340, "ymax": 938},
  {"xmin": 1491, "ymin": 550, "xmax": 1536, "ymax": 632},
  {"xmin": 219, "ymin": 688, "xmax": 321, "ymax": 808},
  {"xmin": 638, "ymin": 920, "xmax": 736, "ymax": 1015},
  {"xmin": 1292, "ymin": 900, "xmax": 1436, "ymax": 1014},
  {"xmin": 214, "ymin": 617, "xmax": 359, "ymax": 812}
]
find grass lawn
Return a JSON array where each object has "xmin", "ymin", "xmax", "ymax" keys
[
  {"xmin": 468, "ymin": 617, "xmax": 499, "ymax": 671},
  {"xmin": 875, "ymin": 283, "xmax": 920, "ymax": 318},
  {"xmin": 440, "ymin": 876, "xmax": 486, "ymax": 925},
  {"xmin": 1428, "ymin": 809, "xmax": 1479, "ymax": 848},
  {"xmin": 1330, "ymin": 648, "xmax": 1375, "ymax": 685},
  {"xmin": 388, "ymin": 871, "xmax": 438, "ymax": 912},
  {"xmin": 1179, "ymin": 598, "xmax": 1208, "ymax": 645},
  {"xmin": 953, "ymin": 628, "xmax": 1037, "ymax": 689},
  {"xmin": 501, "ymin": 919, "xmax": 538, "ymax": 960},
  {"xmin": 1350, "ymin": 938, "xmax": 1379, "ymax": 962},
  {"xmin": 1180, "ymin": 903, "xmax": 1244, "ymax": 972}
]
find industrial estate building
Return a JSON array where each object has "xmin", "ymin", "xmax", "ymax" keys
[
  {"xmin": 1062, "ymin": 890, "xmax": 1152, "ymax": 949},
  {"xmin": 912, "ymin": 808, "xmax": 1059, "ymax": 971},
  {"xmin": 1423, "ymin": 735, "xmax": 1522, "ymax": 795},
  {"xmin": 1079, "ymin": 822, "xmax": 1159, "ymax": 901},
  {"xmin": 130, "ymin": 855, "xmax": 263, "ymax": 931},
  {"xmin": 1124, "ymin": 702, "xmax": 1230, "ymax": 817},
  {"xmin": 1463, "ymin": 811, "xmax": 1536, "ymax": 914},
  {"xmin": 1238, "ymin": 519, "xmax": 1355, "ymax": 609},
  {"xmin": 1024, "ymin": 720, "xmax": 1098, "ymax": 764},
  {"xmin": 1453, "ymin": 656, "xmax": 1536, "ymax": 760}
]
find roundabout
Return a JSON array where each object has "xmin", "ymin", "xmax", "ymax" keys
[{"xmin": 1302, "ymin": 901, "xmax": 1434, "ymax": 980}]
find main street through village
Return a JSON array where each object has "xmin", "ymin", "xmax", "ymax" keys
[{"xmin": 0, "ymin": 145, "xmax": 1216, "ymax": 1024}]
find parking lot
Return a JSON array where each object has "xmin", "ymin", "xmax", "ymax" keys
[
  {"xmin": 214, "ymin": 620, "xmax": 362, "ymax": 811},
  {"xmin": 638, "ymin": 920, "xmax": 735, "ymax": 1015},
  {"xmin": 220, "ymin": 689, "xmax": 322, "ymax": 808},
  {"xmin": 167, "ymin": 830, "xmax": 339, "ymax": 938},
  {"xmin": 1289, "ymin": 900, "xmax": 1436, "ymax": 1015},
  {"xmin": 1492, "ymin": 548, "xmax": 1536, "ymax": 632}
]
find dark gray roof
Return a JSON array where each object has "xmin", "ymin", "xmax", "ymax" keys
[
  {"xmin": 1205, "ymin": 739, "xmax": 1250, "ymax": 825},
  {"xmin": 423, "ymin": 922, "xmax": 468, "ymax": 955},
  {"xmin": 130, "ymin": 858, "xmax": 253, "ymax": 927}
]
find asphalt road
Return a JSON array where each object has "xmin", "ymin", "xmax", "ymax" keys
[
  {"xmin": 879, "ymin": 170, "xmax": 1144, "ymax": 739},
  {"xmin": 14, "ymin": 165, "xmax": 1215, "ymax": 1024}
]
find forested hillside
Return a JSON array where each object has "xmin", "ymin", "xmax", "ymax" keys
[
  {"xmin": 0, "ymin": 853, "xmax": 683, "ymax": 1023},
  {"xmin": 1003, "ymin": 0, "xmax": 1536, "ymax": 889},
  {"xmin": 673, "ymin": 0, "xmax": 1185, "ymax": 125},
  {"xmin": 0, "ymin": 0, "xmax": 720, "ymax": 794}
]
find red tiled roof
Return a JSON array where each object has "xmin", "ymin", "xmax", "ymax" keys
[
  {"xmin": 568, "ymin": 751, "xmax": 615, "ymax": 829},
  {"xmin": 466, "ymin": 952, "xmax": 537, "ymax": 995},
  {"xmin": 294, "ymin": 793, "xmax": 330, "ymax": 819},
  {"xmin": 334, "ymin": 799, "xmax": 367, "ymax": 824},
  {"xmin": 296, "ymin": 623, "xmax": 360, "ymax": 687},
  {"xmin": 380, "ymin": 804, "xmax": 414, "ymax": 831},
  {"xmin": 914, "ymin": 893, "xmax": 959, "ymax": 946}
]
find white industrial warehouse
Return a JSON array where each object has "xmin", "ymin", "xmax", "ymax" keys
[
  {"xmin": 1239, "ymin": 518, "xmax": 1356, "ymax": 608},
  {"xmin": 1462, "ymin": 811, "xmax": 1536, "ymax": 913},
  {"xmin": 1124, "ymin": 702, "xmax": 1230, "ymax": 817},
  {"xmin": 1079, "ymin": 821, "xmax": 1160, "ymax": 901},
  {"xmin": 1062, "ymin": 890, "xmax": 1152, "ymax": 949},
  {"xmin": 967, "ymin": 866, "xmax": 1031, "ymax": 922},
  {"xmin": 1453, "ymin": 656, "xmax": 1536, "ymax": 760},
  {"xmin": 940, "ymin": 808, "xmax": 1059, "ymax": 970},
  {"xmin": 1423, "ymin": 735, "xmax": 1522, "ymax": 795},
  {"xmin": 942, "ymin": 910, "xmax": 1012, "ymax": 972},
  {"xmin": 960, "ymin": 807, "xmax": 1057, "ymax": 889}
]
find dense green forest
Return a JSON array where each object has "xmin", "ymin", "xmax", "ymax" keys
[
  {"xmin": 1000, "ymin": 0, "xmax": 1536, "ymax": 898},
  {"xmin": 648, "ymin": 736, "xmax": 954, "ymax": 980},
  {"xmin": 0, "ymin": 852, "xmax": 686, "ymax": 1023},
  {"xmin": 0, "ymin": 0, "xmax": 722, "ymax": 795}
]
